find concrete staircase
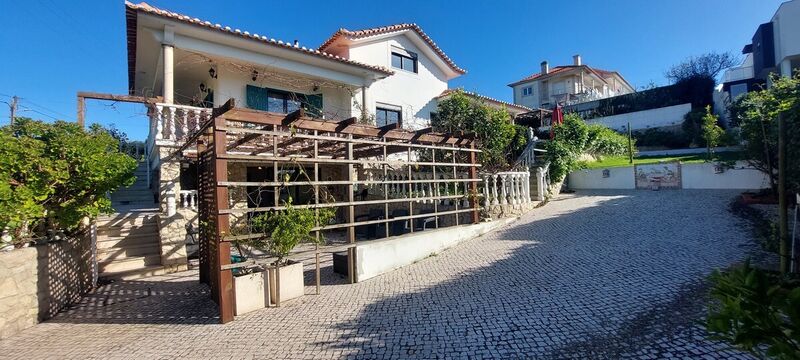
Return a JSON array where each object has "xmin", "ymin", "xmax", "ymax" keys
[{"xmin": 97, "ymin": 163, "xmax": 166, "ymax": 280}]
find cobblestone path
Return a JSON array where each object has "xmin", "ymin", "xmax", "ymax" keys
[{"xmin": 0, "ymin": 190, "xmax": 763, "ymax": 359}]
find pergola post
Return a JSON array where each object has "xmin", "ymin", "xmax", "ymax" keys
[{"xmin": 213, "ymin": 116, "xmax": 234, "ymax": 323}]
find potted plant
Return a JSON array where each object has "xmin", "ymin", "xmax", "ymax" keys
[
  {"xmin": 246, "ymin": 198, "xmax": 334, "ymax": 304},
  {"xmin": 230, "ymin": 260, "xmax": 268, "ymax": 315}
]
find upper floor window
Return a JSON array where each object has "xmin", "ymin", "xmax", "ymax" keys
[
  {"xmin": 391, "ymin": 47, "xmax": 418, "ymax": 73},
  {"xmin": 376, "ymin": 106, "xmax": 402, "ymax": 127},
  {"xmin": 522, "ymin": 86, "xmax": 533, "ymax": 97}
]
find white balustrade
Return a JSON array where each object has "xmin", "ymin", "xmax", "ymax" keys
[
  {"xmin": 481, "ymin": 171, "xmax": 532, "ymax": 210},
  {"xmin": 180, "ymin": 190, "xmax": 198, "ymax": 209},
  {"xmin": 150, "ymin": 103, "xmax": 212, "ymax": 145}
]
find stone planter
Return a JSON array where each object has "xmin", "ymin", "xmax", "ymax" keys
[
  {"xmin": 268, "ymin": 260, "xmax": 304, "ymax": 304},
  {"xmin": 233, "ymin": 269, "xmax": 268, "ymax": 315}
]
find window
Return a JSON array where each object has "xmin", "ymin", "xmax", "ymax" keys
[
  {"xmin": 376, "ymin": 107, "xmax": 402, "ymax": 127},
  {"xmin": 522, "ymin": 86, "xmax": 533, "ymax": 96},
  {"xmin": 391, "ymin": 47, "xmax": 418, "ymax": 73},
  {"xmin": 729, "ymin": 83, "xmax": 748, "ymax": 100},
  {"xmin": 246, "ymin": 85, "xmax": 323, "ymax": 118}
]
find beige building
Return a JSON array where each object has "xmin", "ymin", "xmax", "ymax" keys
[{"xmin": 509, "ymin": 55, "xmax": 634, "ymax": 109}]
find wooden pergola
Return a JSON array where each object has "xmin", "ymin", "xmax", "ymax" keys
[{"xmin": 186, "ymin": 100, "xmax": 482, "ymax": 323}]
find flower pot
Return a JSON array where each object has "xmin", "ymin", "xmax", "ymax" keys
[
  {"xmin": 268, "ymin": 260, "xmax": 304, "ymax": 304},
  {"xmin": 233, "ymin": 269, "xmax": 268, "ymax": 315}
]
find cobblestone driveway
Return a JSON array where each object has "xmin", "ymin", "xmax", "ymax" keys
[{"xmin": 0, "ymin": 190, "xmax": 763, "ymax": 359}]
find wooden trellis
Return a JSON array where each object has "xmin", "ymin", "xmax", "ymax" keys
[{"xmin": 191, "ymin": 100, "xmax": 481, "ymax": 323}]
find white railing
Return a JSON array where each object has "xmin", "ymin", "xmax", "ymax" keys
[
  {"xmin": 722, "ymin": 65, "xmax": 754, "ymax": 83},
  {"xmin": 150, "ymin": 103, "xmax": 213, "ymax": 144},
  {"xmin": 383, "ymin": 171, "xmax": 472, "ymax": 207},
  {"xmin": 180, "ymin": 190, "xmax": 198, "ymax": 209},
  {"xmin": 482, "ymin": 170, "xmax": 531, "ymax": 207}
]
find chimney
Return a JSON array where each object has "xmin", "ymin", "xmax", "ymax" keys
[
  {"xmin": 540, "ymin": 61, "xmax": 549, "ymax": 74},
  {"xmin": 573, "ymin": 54, "xmax": 582, "ymax": 66}
]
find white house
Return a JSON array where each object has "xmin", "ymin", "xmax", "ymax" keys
[
  {"xmin": 104, "ymin": 1, "xmax": 472, "ymax": 279},
  {"xmin": 508, "ymin": 55, "xmax": 634, "ymax": 109},
  {"xmin": 718, "ymin": 0, "xmax": 800, "ymax": 121}
]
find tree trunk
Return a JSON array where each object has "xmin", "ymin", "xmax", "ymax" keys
[{"xmin": 778, "ymin": 112, "xmax": 789, "ymax": 274}]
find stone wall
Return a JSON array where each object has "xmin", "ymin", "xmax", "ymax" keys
[
  {"xmin": 156, "ymin": 146, "xmax": 189, "ymax": 271},
  {"xmin": 0, "ymin": 230, "xmax": 94, "ymax": 339}
]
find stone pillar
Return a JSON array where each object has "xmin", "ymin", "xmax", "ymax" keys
[{"xmin": 157, "ymin": 146, "xmax": 188, "ymax": 270}]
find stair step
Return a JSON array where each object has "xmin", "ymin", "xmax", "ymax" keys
[
  {"xmin": 97, "ymin": 212, "xmax": 158, "ymax": 227},
  {"xmin": 97, "ymin": 232, "xmax": 159, "ymax": 249},
  {"xmin": 97, "ymin": 243, "xmax": 161, "ymax": 261},
  {"xmin": 98, "ymin": 255, "xmax": 161, "ymax": 273},
  {"xmin": 97, "ymin": 224, "xmax": 158, "ymax": 238},
  {"xmin": 99, "ymin": 264, "xmax": 182, "ymax": 281}
]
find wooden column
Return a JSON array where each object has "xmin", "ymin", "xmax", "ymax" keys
[
  {"xmin": 469, "ymin": 144, "xmax": 479, "ymax": 224},
  {"xmin": 213, "ymin": 116, "xmax": 234, "ymax": 323},
  {"xmin": 197, "ymin": 130, "xmax": 209, "ymax": 286},
  {"xmin": 346, "ymin": 134, "xmax": 356, "ymax": 283}
]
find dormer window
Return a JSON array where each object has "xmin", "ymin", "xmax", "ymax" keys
[{"xmin": 391, "ymin": 47, "xmax": 418, "ymax": 73}]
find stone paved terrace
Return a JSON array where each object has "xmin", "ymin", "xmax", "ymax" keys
[{"xmin": 0, "ymin": 190, "xmax": 771, "ymax": 359}]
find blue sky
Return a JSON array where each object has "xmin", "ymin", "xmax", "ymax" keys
[{"xmin": 0, "ymin": 0, "xmax": 786, "ymax": 140}]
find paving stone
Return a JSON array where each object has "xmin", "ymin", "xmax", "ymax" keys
[{"xmin": 0, "ymin": 190, "xmax": 770, "ymax": 359}]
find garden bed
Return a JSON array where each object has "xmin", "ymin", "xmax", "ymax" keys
[{"xmin": 580, "ymin": 151, "xmax": 745, "ymax": 170}]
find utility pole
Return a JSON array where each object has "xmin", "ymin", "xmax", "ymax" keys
[{"xmin": 8, "ymin": 95, "xmax": 18, "ymax": 125}]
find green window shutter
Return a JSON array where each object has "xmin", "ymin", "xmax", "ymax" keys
[
  {"xmin": 304, "ymin": 94, "xmax": 323, "ymax": 118},
  {"xmin": 246, "ymin": 85, "xmax": 268, "ymax": 111}
]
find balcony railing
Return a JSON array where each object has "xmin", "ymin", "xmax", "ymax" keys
[
  {"xmin": 150, "ymin": 103, "xmax": 213, "ymax": 145},
  {"xmin": 722, "ymin": 65, "xmax": 754, "ymax": 83}
]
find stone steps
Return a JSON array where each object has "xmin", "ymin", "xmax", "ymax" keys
[{"xmin": 98, "ymin": 254, "xmax": 161, "ymax": 273}]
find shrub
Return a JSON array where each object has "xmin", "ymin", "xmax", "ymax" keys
[
  {"xmin": 585, "ymin": 124, "xmax": 629, "ymax": 157},
  {"xmin": 707, "ymin": 260, "xmax": 800, "ymax": 359},
  {"xmin": 632, "ymin": 128, "xmax": 692, "ymax": 149},
  {"xmin": 433, "ymin": 90, "xmax": 525, "ymax": 171},
  {"xmin": 0, "ymin": 118, "xmax": 137, "ymax": 247},
  {"xmin": 248, "ymin": 198, "xmax": 335, "ymax": 266},
  {"xmin": 544, "ymin": 114, "xmax": 632, "ymax": 183},
  {"xmin": 701, "ymin": 106, "xmax": 725, "ymax": 160}
]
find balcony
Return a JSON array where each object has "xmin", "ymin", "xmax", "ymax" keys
[
  {"xmin": 149, "ymin": 103, "xmax": 213, "ymax": 146},
  {"xmin": 722, "ymin": 65, "xmax": 754, "ymax": 84}
]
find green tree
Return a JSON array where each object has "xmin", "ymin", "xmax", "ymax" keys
[
  {"xmin": 701, "ymin": 105, "xmax": 725, "ymax": 160},
  {"xmin": 0, "ymin": 118, "xmax": 137, "ymax": 246},
  {"xmin": 731, "ymin": 73, "xmax": 800, "ymax": 194},
  {"xmin": 432, "ymin": 90, "xmax": 523, "ymax": 170}
]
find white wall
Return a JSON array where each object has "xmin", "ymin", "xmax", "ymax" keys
[
  {"xmin": 348, "ymin": 35, "xmax": 449, "ymax": 130},
  {"xmin": 681, "ymin": 162, "xmax": 771, "ymax": 190},
  {"xmin": 773, "ymin": 0, "xmax": 800, "ymax": 75},
  {"xmin": 586, "ymin": 103, "xmax": 692, "ymax": 132},
  {"xmin": 569, "ymin": 161, "xmax": 771, "ymax": 190},
  {"xmin": 569, "ymin": 167, "xmax": 635, "ymax": 189},
  {"xmin": 355, "ymin": 217, "xmax": 516, "ymax": 282},
  {"xmin": 213, "ymin": 65, "xmax": 355, "ymax": 120}
]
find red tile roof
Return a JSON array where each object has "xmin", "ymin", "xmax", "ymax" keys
[
  {"xmin": 125, "ymin": 1, "xmax": 394, "ymax": 85},
  {"xmin": 437, "ymin": 89, "xmax": 533, "ymax": 113},
  {"xmin": 319, "ymin": 24, "xmax": 466, "ymax": 75},
  {"xmin": 507, "ymin": 65, "xmax": 625, "ymax": 87}
]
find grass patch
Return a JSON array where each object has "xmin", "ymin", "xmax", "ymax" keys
[{"xmin": 580, "ymin": 151, "xmax": 745, "ymax": 169}]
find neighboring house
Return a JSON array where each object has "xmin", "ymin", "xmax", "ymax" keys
[
  {"xmin": 508, "ymin": 55, "xmax": 635, "ymax": 109},
  {"xmin": 436, "ymin": 89, "xmax": 533, "ymax": 118},
  {"xmin": 106, "ymin": 1, "xmax": 469, "ymax": 279},
  {"xmin": 718, "ymin": 0, "xmax": 800, "ymax": 119}
]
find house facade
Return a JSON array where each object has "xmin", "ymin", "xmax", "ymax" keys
[
  {"xmin": 718, "ymin": 0, "xmax": 800, "ymax": 116},
  {"xmin": 508, "ymin": 55, "xmax": 634, "ymax": 109},
  {"xmin": 104, "ymin": 1, "xmax": 473, "ymax": 279}
]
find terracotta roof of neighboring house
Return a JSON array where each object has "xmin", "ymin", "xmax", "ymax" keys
[
  {"xmin": 319, "ymin": 24, "xmax": 466, "ymax": 75},
  {"xmin": 437, "ymin": 89, "xmax": 533, "ymax": 113},
  {"xmin": 125, "ymin": 2, "xmax": 394, "ymax": 91},
  {"xmin": 507, "ymin": 65, "xmax": 628, "ymax": 88}
]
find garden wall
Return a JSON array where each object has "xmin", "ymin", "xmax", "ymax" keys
[
  {"xmin": 568, "ymin": 161, "xmax": 771, "ymax": 190},
  {"xmin": 585, "ymin": 103, "xmax": 691, "ymax": 132},
  {"xmin": 0, "ymin": 228, "xmax": 95, "ymax": 339}
]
